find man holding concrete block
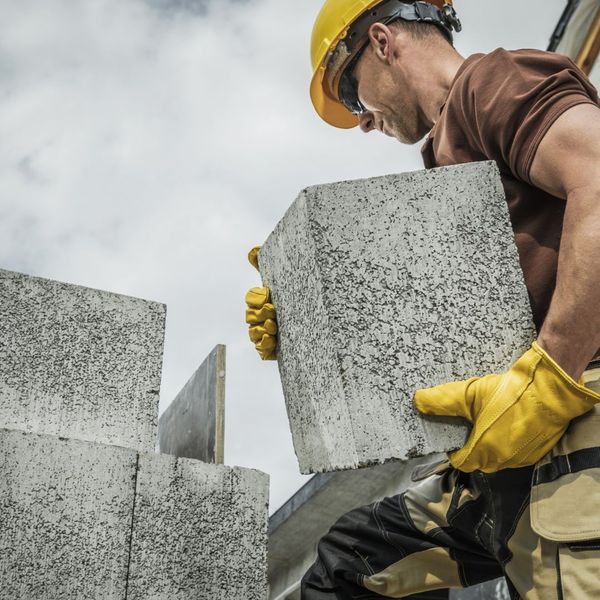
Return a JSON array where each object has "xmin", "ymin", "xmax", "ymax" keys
[{"xmin": 246, "ymin": 1, "xmax": 600, "ymax": 597}]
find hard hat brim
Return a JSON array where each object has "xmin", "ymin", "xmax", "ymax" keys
[{"xmin": 310, "ymin": 66, "xmax": 359, "ymax": 129}]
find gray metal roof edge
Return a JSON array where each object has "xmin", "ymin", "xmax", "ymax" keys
[{"xmin": 268, "ymin": 471, "xmax": 337, "ymax": 535}]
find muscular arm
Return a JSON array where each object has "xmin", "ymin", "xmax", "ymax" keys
[{"xmin": 530, "ymin": 103, "xmax": 600, "ymax": 380}]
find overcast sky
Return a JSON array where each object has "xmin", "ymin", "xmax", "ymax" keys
[{"xmin": 0, "ymin": 0, "xmax": 567, "ymax": 512}]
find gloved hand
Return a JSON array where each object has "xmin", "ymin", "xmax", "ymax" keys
[
  {"xmin": 415, "ymin": 342, "xmax": 600, "ymax": 473},
  {"xmin": 245, "ymin": 246, "xmax": 278, "ymax": 360}
]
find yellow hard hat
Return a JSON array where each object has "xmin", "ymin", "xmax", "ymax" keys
[{"xmin": 310, "ymin": 0, "xmax": 459, "ymax": 128}]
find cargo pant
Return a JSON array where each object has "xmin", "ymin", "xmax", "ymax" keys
[{"xmin": 301, "ymin": 374, "xmax": 600, "ymax": 599}]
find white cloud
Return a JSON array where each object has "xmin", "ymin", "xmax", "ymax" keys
[{"xmin": 0, "ymin": 0, "xmax": 565, "ymax": 511}]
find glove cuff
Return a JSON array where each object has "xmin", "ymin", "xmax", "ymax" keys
[{"xmin": 532, "ymin": 341, "xmax": 600, "ymax": 412}]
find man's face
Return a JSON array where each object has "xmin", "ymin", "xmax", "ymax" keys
[{"xmin": 351, "ymin": 48, "xmax": 429, "ymax": 144}]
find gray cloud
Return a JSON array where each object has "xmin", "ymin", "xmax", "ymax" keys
[{"xmin": 145, "ymin": 0, "xmax": 249, "ymax": 15}]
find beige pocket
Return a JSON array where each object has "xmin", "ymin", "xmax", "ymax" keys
[
  {"xmin": 557, "ymin": 541, "xmax": 600, "ymax": 597},
  {"xmin": 531, "ymin": 406, "xmax": 600, "ymax": 542}
]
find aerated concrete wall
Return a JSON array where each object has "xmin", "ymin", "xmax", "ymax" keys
[
  {"xmin": 0, "ymin": 428, "xmax": 269, "ymax": 600},
  {"xmin": 127, "ymin": 454, "xmax": 268, "ymax": 599},
  {"xmin": 259, "ymin": 161, "xmax": 536, "ymax": 474},
  {"xmin": 0, "ymin": 269, "xmax": 166, "ymax": 453},
  {"xmin": 0, "ymin": 270, "xmax": 269, "ymax": 599},
  {"xmin": 0, "ymin": 429, "xmax": 137, "ymax": 599}
]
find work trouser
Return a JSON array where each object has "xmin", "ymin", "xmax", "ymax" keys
[{"xmin": 302, "ymin": 379, "xmax": 600, "ymax": 599}]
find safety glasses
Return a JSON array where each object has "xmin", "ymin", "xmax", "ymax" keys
[{"xmin": 338, "ymin": 46, "xmax": 369, "ymax": 116}]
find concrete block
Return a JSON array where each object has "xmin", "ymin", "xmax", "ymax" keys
[
  {"xmin": 0, "ymin": 428, "xmax": 137, "ymax": 599},
  {"xmin": 127, "ymin": 453, "xmax": 269, "ymax": 599},
  {"xmin": 158, "ymin": 344, "xmax": 226, "ymax": 463},
  {"xmin": 259, "ymin": 162, "xmax": 536, "ymax": 473},
  {"xmin": 0, "ymin": 269, "xmax": 166, "ymax": 452}
]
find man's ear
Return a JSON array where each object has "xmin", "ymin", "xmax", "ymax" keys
[{"xmin": 367, "ymin": 23, "xmax": 394, "ymax": 64}]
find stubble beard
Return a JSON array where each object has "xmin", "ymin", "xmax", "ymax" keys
[{"xmin": 388, "ymin": 98, "xmax": 428, "ymax": 145}]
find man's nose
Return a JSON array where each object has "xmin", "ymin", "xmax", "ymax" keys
[{"xmin": 358, "ymin": 112, "xmax": 376, "ymax": 133}]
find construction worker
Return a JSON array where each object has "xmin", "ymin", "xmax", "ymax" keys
[{"xmin": 245, "ymin": 1, "xmax": 600, "ymax": 597}]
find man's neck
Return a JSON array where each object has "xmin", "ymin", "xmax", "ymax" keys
[{"xmin": 418, "ymin": 52, "xmax": 465, "ymax": 128}]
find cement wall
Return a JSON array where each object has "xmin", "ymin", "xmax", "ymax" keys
[
  {"xmin": 0, "ymin": 428, "xmax": 269, "ymax": 599},
  {"xmin": 127, "ymin": 454, "xmax": 268, "ymax": 599},
  {"xmin": 0, "ymin": 270, "xmax": 269, "ymax": 599},
  {"xmin": 260, "ymin": 162, "xmax": 536, "ymax": 474},
  {"xmin": 0, "ymin": 428, "xmax": 137, "ymax": 599},
  {"xmin": 0, "ymin": 269, "xmax": 166, "ymax": 452}
]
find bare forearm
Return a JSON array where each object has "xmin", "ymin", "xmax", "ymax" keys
[{"xmin": 537, "ymin": 187, "xmax": 600, "ymax": 380}]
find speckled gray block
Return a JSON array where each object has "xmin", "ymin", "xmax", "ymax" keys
[
  {"xmin": 0, "ymin": 269, "xmax": 166, "ymax": 452},
  {"xmin": 158, "ymin": 344, "xmax": 226, "ymax": 463},
  {"xmin": 259, "ymin": 161, "xmax": 536, "ymax": 474},
  {"xmin": 0, "ymin": 428, "xmax": 136, "ymax": 599},
  {"xmin": 126, "ymin": 453, "xmax": 269, "ymax": 600}
]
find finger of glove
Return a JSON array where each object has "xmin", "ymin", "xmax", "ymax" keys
[
  {"xmin": 248, "ymin": 246, "xmax": 261, "ymax": 271},
  {"xmin": 263, "ymin": 318, "xmax": 277, "ymax": 335},
  {"xmin": 256, "ymin": 333, "xmax": 276, "ymax": 353},
  {"xmin": 246, "ymin": 304, "xmax": 276, "ymax": 325},
  {"xmin": 449, "ymin": 435, "xmax": 499, "ymax": 473},
  {"xmin": 414, "ymin": 377, "xmax": 480, "ymax": 423},
  {"xmin": 248, "ymin": 320, "xmax": 277, "ymax": 341},
  {"xmin": 259, "ymin": 349, "xmax": 277, "ymax": 361},
  {"xmin": 448, "ymin": 449, "xmax": 477, "ymax": 472},
  {"xmin": 245, "ymin": 287, "xmax": 270, "ymax": 308},
  {"xmin": 448, "ymin": 418, "xmax": 564, "ymax": 474},
  {"xmin": 249, "ymin": 325, "xmax": 270, "ymax": 343},
  {"xmin": 447, "ymin": 425, "xmax": 496, "ymax": 472}
]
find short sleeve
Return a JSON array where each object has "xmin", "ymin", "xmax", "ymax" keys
[{"xmin": 454, "ymin": 49, "xmax": 599, "ymax": 184}]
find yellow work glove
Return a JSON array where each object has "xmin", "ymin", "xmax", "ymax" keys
[
  {"xmin": 415, "ymin": 342, "xmax": 600, "ymax": 473},
  {"xmin": 245, "ymin": 246, "xmax": 278, "ymax": 361}
]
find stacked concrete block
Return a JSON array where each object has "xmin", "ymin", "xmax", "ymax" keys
[
  {"xmin": 0, "ymin": 269, "xmax": 269, "ymax": 599},
  {"xmin": 158, "ymin": 344, "xmax": 226, "ymax": 463},
  {"xmin": 0, "ymin": 429, "xmax": 137, "ymax": 599},
  {"xmin": 259, "ymin": 161, "xmax": 536, "ymax": 474},
  {"xmin": 0, "ymin": 269, "xmax": 166, "ymax": 452},
  {"xmin": 127, "ymin": 455, "xmax": 268, "ymax": 599}
]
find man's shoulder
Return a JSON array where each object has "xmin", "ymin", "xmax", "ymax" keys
[
  {"xmin": 459, "ymin": 48, "xmax": 577, "ymax": 83},
  {"xmin": 472, "ymin": 47, "xmax": 555, "ymax": 62}
]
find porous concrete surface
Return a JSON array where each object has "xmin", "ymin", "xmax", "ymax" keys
[
  {"xmin": 158, "ymin": 344, "xmax": 226, "ymax": 463},
  {"xmin": 0, "ymin": 428, "xmax": 136, "ymax": 599},
  {"xmin": 0, "ymin": 269, "xmax": 166, "ymax": 452},
  {"xmin": 259, "ymin": 162, "xmax": 536, "ymax": 473},
  {"xmin": 127, "ymin": 453, "xmax": 269, "ymax": 600}
]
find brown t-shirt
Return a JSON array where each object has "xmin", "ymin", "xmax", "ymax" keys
[{"xmin": 421, "ymin": 48, "xmax": 599, "ymax": 340}]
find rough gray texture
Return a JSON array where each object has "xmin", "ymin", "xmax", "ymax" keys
[
  {"xmin": 0, "ymin": 269, "xmax": 166, "ymax": 452},
  {"xmin": 451, "ymin": 579, "xmax": 510, "ymax": 600},
  {"xmin": 260, "ymin": 162, "xmax": 536, "ymax": 474},
  {"xmin": 0, "ymin": 428, "xmax": 269, "ymax": 599},
  {"xmin": 0, "ymin": 428, "xmax": 136, "ymax": 599},
  {"xmin": 158, "ymin": 344, "xmax": 226, "ymax": 463},
  {"xmin": 127, "ymin": 453, "xmax": 269, "ymax": 600}
]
